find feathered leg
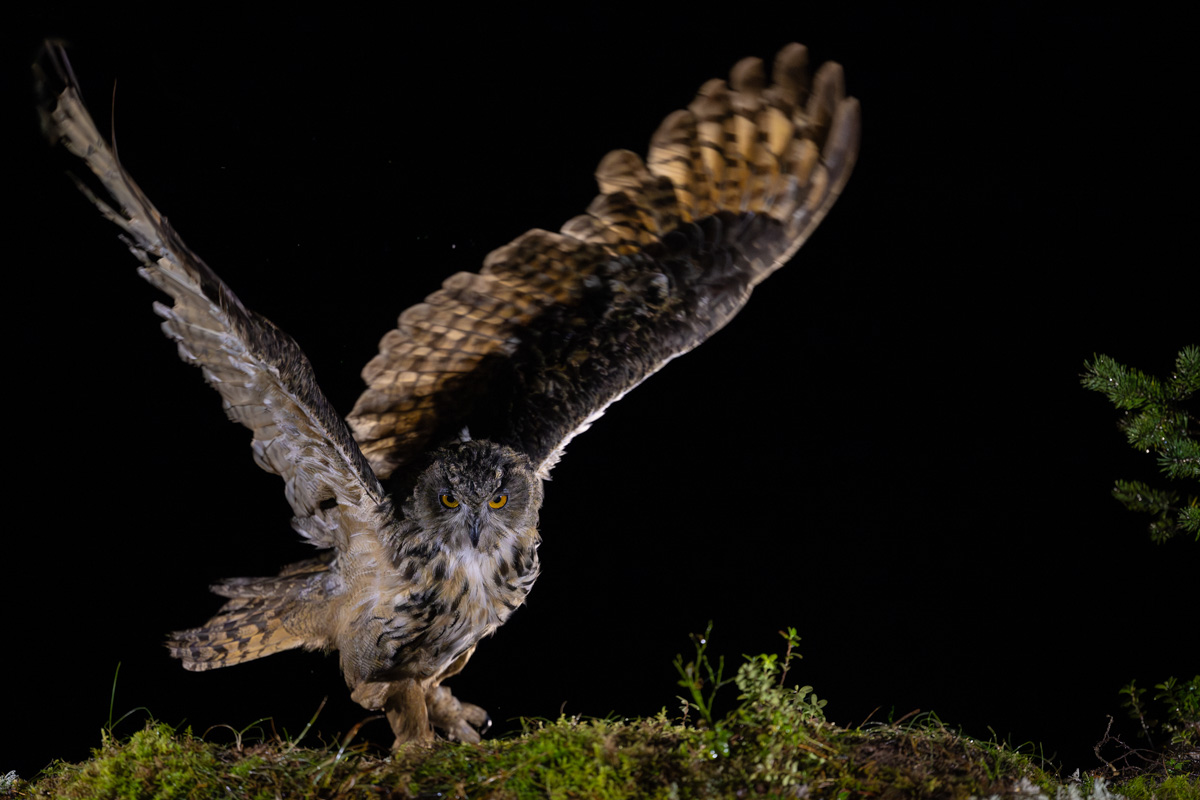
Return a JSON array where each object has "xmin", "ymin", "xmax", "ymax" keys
[
  {"xmin": 349, "ymin": 645, "xmax": 490, "ymax": 747},
  {"xmin": 425, "ymin": 646, "xmax": 491, "ymax": 743}
]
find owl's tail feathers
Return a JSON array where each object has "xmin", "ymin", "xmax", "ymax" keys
[{"xmin": 166, "ymin": 557, "xmax": 335, "ymax": 671}]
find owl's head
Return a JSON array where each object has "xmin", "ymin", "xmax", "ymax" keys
[{"xmin": 409, "ymin": 439, "xmax": 543, "ymax": 552}]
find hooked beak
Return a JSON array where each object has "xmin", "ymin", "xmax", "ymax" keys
[{"xmin": 468, "ymin": 515, "xmax": 481, "ymax": 548}]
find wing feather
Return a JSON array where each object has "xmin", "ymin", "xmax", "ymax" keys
[
  {"xmin": 349, "ymin": 43, "xmax": 859, "ymax": 479},
  {"xmin": 36, "ymin": 42, "xmax": 391, "ymax": 551}
]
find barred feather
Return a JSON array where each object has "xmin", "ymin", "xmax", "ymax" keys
[
  {"xmin": 349, "ymin": 42, "xmax": 859, "ymax": 481},
  {"xmin": 166, "ymin": 557, "xmax": 337, "ymax": 670}
]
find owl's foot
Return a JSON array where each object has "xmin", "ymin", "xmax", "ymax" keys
[
  {"xmin": 426, "ymin": 684, "xmax": 491, "ymax": 743},
  {"xmin": 352, "ymin": 679, "xmax": 491, "ymax": 747}
]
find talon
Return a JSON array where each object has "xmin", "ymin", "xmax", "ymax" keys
[{"xmin": 426, "ymin": 684, "xmax": 491, "ymax": 741}]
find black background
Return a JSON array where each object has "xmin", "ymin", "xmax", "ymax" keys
[{"xmin": 5, "ymin": 4, "xmax": 1196, "ymax": 781}]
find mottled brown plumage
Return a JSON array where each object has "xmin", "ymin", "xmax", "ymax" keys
[
  {"xmin": 36, "ymin": 40, "xmax": 858, "ymax": 746},
  {"xmin": 349, "ymin": 43, "xmax": 859, "ymax": 484}
]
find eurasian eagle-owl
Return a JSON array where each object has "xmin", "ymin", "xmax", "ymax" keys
[{"xmin": 36, "ymin": 41, "xmax": 859, "ymax": 746}]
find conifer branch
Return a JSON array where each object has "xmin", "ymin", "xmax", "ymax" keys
[{"xmin": 1082, "ymin": 346, "xmax": 1199, "ymax": 542}]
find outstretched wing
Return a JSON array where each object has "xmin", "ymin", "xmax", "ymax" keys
[
  {"xmin": 348, "ymin": 43, "xmax": 860, "ymax": 480},
  {"xmin": 36, "ymin": 42, "xmax": 392, "ymax": 551}
]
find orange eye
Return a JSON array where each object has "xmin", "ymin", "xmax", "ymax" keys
[
  {"xmin": 488, "ymin": 494, "xmax": 508, "ymax": 509},
  {"xmin": 440, "ymin": 494, "xmax": 459, "ymax": 509}
]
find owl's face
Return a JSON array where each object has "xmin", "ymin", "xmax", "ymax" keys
[{"xmin": 411, "ymin": 440, "xmax": 542, "ymax": 553}]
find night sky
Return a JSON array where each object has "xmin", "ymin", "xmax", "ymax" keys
[{"xmin": 6, "ymin": 5, "xmax": 1196, "ymax": 782}]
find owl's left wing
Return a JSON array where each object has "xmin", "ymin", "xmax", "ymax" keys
[
  {"xmin": 349, "ymin": 44, "xmax": 859, "ymax": 480},
  {"xmin": 36, "ymin": 43, "xmax": 392, "ymax": 551}
]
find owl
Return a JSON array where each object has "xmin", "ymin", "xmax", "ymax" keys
[{"xmin": 36, "ymin": 40, "xmax": 859, "ymax": 746}]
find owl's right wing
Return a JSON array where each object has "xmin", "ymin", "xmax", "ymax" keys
[
  {"xmin": 349, "ymin": 44, "xmax": 859, "ymax": 480},
  {"xmin": 36, "ymin": 43, "xmax": 393, "ymax": 553}
]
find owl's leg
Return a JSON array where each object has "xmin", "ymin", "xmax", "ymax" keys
[
  {"xmin": 386, "ymin": 678, "xmax": 437, "ymax": 747},
  {"xmin": 425, "ymin": 646, "xmax": 491, "ymax": 743},
  {"xmin": 351, "ymin": 678, "xmax": 435, "ymax": 748}
]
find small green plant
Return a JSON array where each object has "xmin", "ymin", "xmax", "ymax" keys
[
  {"xmin": 1081, "ymin": 345, "xmax": 1199, "ymax": 542},
  {"xmin": 673, "ymin": 625, "xmax": 829, "ymax": 790},
  {"xmin": 1121, "ymin": 679, "xmax": 1155, "ymax": 744},
  {"xmin": 1121, "ymin": 676, "xmax": 1200, "ymax": 754},
  {"xmin": 730, "ymin": 626, "xmax": 827, "ymax": 741},
  {"xmin": 1098, "ymin": 675, "xmax": 1200, "ymax": 790},
  {"xmin": 1155, "ymin": 676, "xmax": 1200, "ymax": 754},
  {"xmin": 729, "ymin": 627, "xmax": 829, "ymax": 789},
  {"xmin": 673, "ymin": 620, "xmax": 734, "ymax": 728},
  {"xmin": 673, "ymin": 625, "xmax": 825, "ymax": 730}
]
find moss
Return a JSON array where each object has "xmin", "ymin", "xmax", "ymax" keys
[
  {"xmin": 19, "ymin": 722, "xmax": 396, "ymax": 800},
  {"xmin": 25, "ymin": 724, "xmax": 218, "ymax": 799},
  {"xmin": 1115, "ymin": 773, "xmax": 1200, "ymax": 800},
  {"xmin": 9, "ymin": 632, "xmax": 1196, "ymax": 798},
  {"xmin": 14, "ymin": 713, "xmax": 1074, "ymax": 800}
]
